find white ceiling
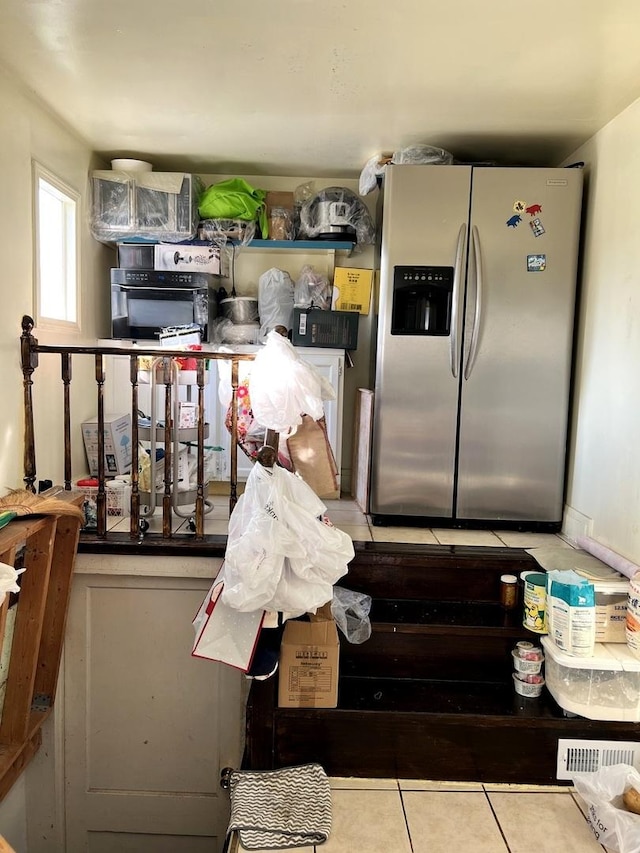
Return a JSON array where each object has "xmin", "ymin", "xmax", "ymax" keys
[{"xmin": 3, "ymin": 0, "xmax": 640, "ymax": 178}]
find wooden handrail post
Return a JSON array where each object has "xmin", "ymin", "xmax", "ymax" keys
[
  {"xmin": 161, "ymin": 357, "xmax": 173, "ymax": 539},
  {"xmin": 20, "ymin": 316, "xmax": 39, "ymax": 494}
]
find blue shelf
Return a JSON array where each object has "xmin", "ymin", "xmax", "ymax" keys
[
  {"xmin": 243, "ymin": 239, "xmax": 354, "ymax": 251},
  {"xmin": 118, "ymin": 237, "xmax": 355, "ymax": 251}
]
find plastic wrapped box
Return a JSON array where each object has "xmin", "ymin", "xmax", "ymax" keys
[
  {"xmin": 541, "ymin": 635, "xmax": 640, "ymax": 721},
  {"xmin": 90, "ymin": 171, "xmax": 202, "ymax": 242}
]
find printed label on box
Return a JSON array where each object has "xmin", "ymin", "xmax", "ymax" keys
[{"xmin": 332, "ymin": 267, "xmax": 373, "ymax": 314}]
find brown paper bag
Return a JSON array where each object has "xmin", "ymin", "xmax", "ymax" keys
[{"xmin": 286, "ymin": 415, "xmax": 339, "ymax": 499}]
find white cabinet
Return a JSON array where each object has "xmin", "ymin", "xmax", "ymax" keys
[{"xmin": 208, "ymin": 347, "xmax": 345, "ymax": 485}]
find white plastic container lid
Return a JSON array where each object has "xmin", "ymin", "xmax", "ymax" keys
[
  {"xmin": 541, "ymin": 635, "xmax": 640, "ymax": 672},
  {"xmin": 541, "ymin": 636, "xmax": 621, "ymax": 670},
  {"xmin": 590, "ymin": 578, "xmax": 630, "ymax": 593}
]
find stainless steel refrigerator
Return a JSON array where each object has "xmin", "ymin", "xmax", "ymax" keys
[{"xmin": 369, "ymin": 164, "xmax": 583, "ymax": 528}]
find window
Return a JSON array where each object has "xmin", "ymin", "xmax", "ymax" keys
[{"xmin": 33, "ymin": 162, "xmax": 80, "ymax": 329}]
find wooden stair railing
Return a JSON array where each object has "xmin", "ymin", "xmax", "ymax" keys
[
  {"xmin": 20, "ymin": 314, "xmax": 256, "ymax": 539},
  {"xmin": 0, "ymin": 491, "xmax": 82, "ymax": 801}
]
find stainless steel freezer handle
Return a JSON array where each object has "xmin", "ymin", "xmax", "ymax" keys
[
  {"xmin": 450, "ymin": 223, "xmax": 466, "ymax": 378},
  {"xmin": 464, "ymin": 225, "xmax": 483, "ymax": 380}
]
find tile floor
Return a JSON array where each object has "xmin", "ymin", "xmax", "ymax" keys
[
  {"xmin": 230, "ymin": 777, "xmax": 609, "ymax": 853},
  {"xmin": 109, "ymin": 494, "xmax": 576, "ymax": 551},
  {"xmin": 114, "ymin": 495, "xmax": 592, "ymax": 852}
]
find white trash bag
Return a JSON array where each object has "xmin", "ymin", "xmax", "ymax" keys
[
  {"xmin": 221, "ymin": 463, "xmax": 353, "ymax": 617},
  {"xmin": 572, "ymin": 764, "xmax": 640, "ymax": 853},
  {"xmin": 250, "ymin": 330, "xmax": 335, "ymax": 431}
]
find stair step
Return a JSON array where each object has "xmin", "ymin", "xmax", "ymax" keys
[
  {"xmin": 338, "ymin": 676, "xmax": 547, "ymax": 716},
  {"xmin": 245, "ymin": 542, "xmax": 621, "ymax": 785}
]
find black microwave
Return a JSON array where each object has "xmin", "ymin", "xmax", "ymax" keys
[{"xmin": 110, "ymin": 269, "xmax": 215, "ymax": 341}]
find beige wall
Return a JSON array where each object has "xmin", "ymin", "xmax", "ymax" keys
[
  {"xmin": 563, "ymin": 95, "xmax": 640, "ymax": 564},
  {"xmin": 0, "ymin": 65, "xmax": 112, "ymax": 494},
  {"xmin": 0, "ymin": 66, "xmax": 112, "ymax": 848}
]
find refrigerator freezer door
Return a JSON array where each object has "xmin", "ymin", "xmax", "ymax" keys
[
  {"xmin": 456, "ymin": 168, "xmax": 583, "ymax": 522},
  {"xmin": 370, "ymin": 165, "xmax": 472, "ymax": 518}
]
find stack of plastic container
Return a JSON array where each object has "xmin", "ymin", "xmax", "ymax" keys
[{"xmin": 512, "ymin": 641, "xmax": 545, "ymax": 698}]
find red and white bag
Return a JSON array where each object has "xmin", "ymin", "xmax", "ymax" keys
[{"xmin": 191, "ymin": 578, "xmax": 265, "ymax": 672}]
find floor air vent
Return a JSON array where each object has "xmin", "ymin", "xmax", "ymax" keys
[{"xmin": 557, "ymin": 739, "xmax": 640, "ymax": 780}]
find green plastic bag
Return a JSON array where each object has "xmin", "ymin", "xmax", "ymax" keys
[{"xmin": 198, "ymin": 178, "xmax": 268, "ymax": 237}]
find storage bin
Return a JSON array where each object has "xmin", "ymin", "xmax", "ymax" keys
[{"xmin": 541, "ymin": 635, "xmax": 640, "ymax": 721}]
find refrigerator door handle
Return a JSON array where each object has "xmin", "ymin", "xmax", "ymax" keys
[
  {"xmin": 450, "ymin": 223, "xmax": 466, "ymax": 378},
  {"xmin": 464, "ymin": 225, "xmax": 483, "ymax": 380}
]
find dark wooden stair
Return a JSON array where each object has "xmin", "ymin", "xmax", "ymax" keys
[{"xmin": 245, "ymin": 542, "xmax": 640, "ymax": 785}]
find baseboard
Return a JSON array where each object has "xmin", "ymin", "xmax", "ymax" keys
[{"xmin": 561, "ymin": 504, "xmax": 593, "ymax": 545}]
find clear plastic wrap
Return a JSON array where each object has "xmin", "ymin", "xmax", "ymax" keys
[
  {"xmin": 294, "ymin": 265, "xmax": 333, "ymax": 309},
  {"xmin": 391, "ymin": 144, "xmax": 454, "ymax": 165},
  {"xmin": 208, "ymin": 317, "xmax": 259, "ymax": 345},
  {"xmin": 331, "ymin": 586, "xmax": 372, "ymax": 644},
  {"xmin": 197, "ymin": 219, "xmax": 256, "ymax": 246},
  {"xmin": 269, "ymin": 207, "xmax": 294, "ymax": 240},
  {"xmin": 299, "ymin": 187, "xmax": 375, "ymax": 246},
  {"xmin": 257, "ymin": 268, "xmax": 295, "ymax": 340},
  {"xmin": 90, "ymin": 171, "xmax": 203, "ymax": 242}
]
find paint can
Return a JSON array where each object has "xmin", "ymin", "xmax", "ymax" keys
[{"xmin": 521, "ymin": 571, "xmax": 548, "ymax": 634}]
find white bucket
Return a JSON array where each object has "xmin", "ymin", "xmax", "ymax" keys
[{"xmin": 111, "ymin": 158, "xmax": 153, "ymax": 172}]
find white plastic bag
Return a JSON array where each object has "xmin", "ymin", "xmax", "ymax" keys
[
  {"xmin": 572, "ymin": 764, "xmax": 640, "ymax": 853},
  {"xmin": 257, "ymin": 267, "xmax": 295, "ymax": 340},
  {"xmin": 221, "ymin": 463, "xmax": 353, "ymax": 616},
  {"xmin": 0, "ymin": 561, "xmax": 24, "ymax": 606},
  {"xmin": 250, "ymin": 330, "xmax": 335, "ymax": 431}
]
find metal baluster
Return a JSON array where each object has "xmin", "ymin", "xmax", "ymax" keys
[
  {"xmin": 162, "ymin": 357, "xmax": 173, "ymax": 538},
  {"xmin": 129, "ymin": 355, "xmax": 140, "ymax": 538},
  {"xmin": 229, "ymin": 358, "xmax": 239, "ymax": 514},
  {"xmin": 195, "ymin": 358, "xmax": 206, "ymax": 538}
]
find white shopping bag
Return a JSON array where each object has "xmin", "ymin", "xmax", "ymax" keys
[
  {"xmin": 573, "ymin": 764, "xmax": 640, "ymax": 853},
  {"xmin": 192, "ymin": 579, "xmax": 265, "ymax": 672}
]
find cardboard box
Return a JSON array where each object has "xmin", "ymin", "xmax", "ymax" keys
[
  {"xmin": 154, "ymin": 243, "xmax": 220, "ymax": 274},
  {"xmin": 292, "ymin": 308, "xmax": 359, "ymax": 349},
  {"xmin": 81, "ymin": 414, "xmax": 132, "ymax": 476},
  {"xmin": 332, "ymin": 267, "xmax": 373, "ymax": 315},
  {"xmin": 278, "ymin": 611, "xmax": 339, "ymax": 708},
  {"xmin": 266, "ymin": 190, "xmax": 295, "ymax": 220}
]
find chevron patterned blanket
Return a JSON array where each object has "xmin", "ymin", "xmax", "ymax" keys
[{"xmin": 227, "ymin": 763, "xmax": 332, "ymax": 849}]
